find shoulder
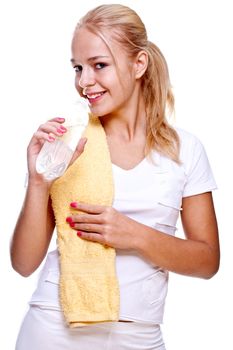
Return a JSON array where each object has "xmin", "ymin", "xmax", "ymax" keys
[
  {"xmin": 175, "ymin": 127, "xmax": 202, "ymax": 147},
  {"xmin": 175, "ymin": 127, "xmax": 205, "ymax": 163},
  {"xmin": 174, "ymin": 127, "xmax": 217, "ymax": 195}
]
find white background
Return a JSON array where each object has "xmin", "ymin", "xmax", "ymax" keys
[{"xmin": 0, "ymin": 0, "xmax": 232, "ymax": 349}]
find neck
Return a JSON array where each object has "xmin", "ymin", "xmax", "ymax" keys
[{"xmin": 101, "ymin": 94, "xmax": 147, "ymax": 142}]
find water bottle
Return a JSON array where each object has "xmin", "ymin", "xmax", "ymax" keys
[{"xmin": 36, "ymin": 99, "xmax": 89, "ymax": 181}]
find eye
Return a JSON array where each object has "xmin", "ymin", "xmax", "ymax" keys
[
  {"xmin": 95, "ymin": 63, "xmax": 107, "ymax": 69},
  {"xmin": 74, "ymin": 65, "xmax": 82, "ymax": 73}
]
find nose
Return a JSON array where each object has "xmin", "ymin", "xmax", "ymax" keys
[{"xmin": 78, "ymin": 67, "xmax": 95, "ymax": 89}]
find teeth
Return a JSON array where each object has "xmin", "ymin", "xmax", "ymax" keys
[{"xmin": 87, "ymin": 92, "xmax": 103, "ymax": 99}]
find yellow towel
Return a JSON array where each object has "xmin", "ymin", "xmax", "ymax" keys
[{"xmin": 50, "ymin": 115, "xmax": 120, "ymax": 327}]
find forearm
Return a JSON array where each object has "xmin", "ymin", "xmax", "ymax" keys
[
  {"xmin": 10, "ymin": 180, "xmax": 54, "ymax": 276},
  {"xmin": 135, "ymin": 224, "xmax": 219, "ymax": 279},
  {"xmin": 65, "ymin": 197, "xmax": 219, "ymax": 279}
]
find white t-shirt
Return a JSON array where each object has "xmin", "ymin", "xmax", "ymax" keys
[{"xmin": 29, "ymin": 128, "xmax": 217, "ymax": 324}]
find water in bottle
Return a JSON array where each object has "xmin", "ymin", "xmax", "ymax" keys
[{"xmin": 36, "ymin": 99, "xmax": 89, "ymax": 181}]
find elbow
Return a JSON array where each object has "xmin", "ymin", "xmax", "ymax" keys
[
  {"xmin": 18, "ymin": 269, "xmax": 34, "ymax": 278},
  {"xmin": 11, "ymin": 259, "xmax": 35, "ymax": 277},
  {"xmin": 203, "ymin": 263, "xmax": 220, "ymax": 280},
  {"xmin": 199, "ymin": 242, "xmax": 220, "ymax": 279},
  {"xmin": 10, "ymin": 245, "xmax": 38, "ymax": 277},
  {"xmin": 12, "ymin": 265, "xmax": 34, "ymax": 277},
  {"xmin": 201, "ymin": 255, "xmax": 220, "ymax": 280}
]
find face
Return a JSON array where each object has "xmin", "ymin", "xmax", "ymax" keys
[{"xmin": 71, "ymin": 27, "xmax": 141, "ymax": 117}]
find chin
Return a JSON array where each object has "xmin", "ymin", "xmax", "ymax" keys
[{"xmin": 89, "ymin": 105, "xmax": 113, "ymax": 118}]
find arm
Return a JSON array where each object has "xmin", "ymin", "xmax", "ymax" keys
[
  {"xmin": 10, "ymin": 117, "xmax": 87, "ymax": 277},
  {"xmin": 10, "ymin": 181, "xmax": 55, "ymax": 277},
  {"xmin": 66, "ymin": 191, "xmax": 220, "ymax": 279},
  {"xmin": 10, "ymin": 118, "xmax": 59, "ymax": 277},
  {"xmin": 137, "ymin": 192, "xmax": 220, "ymax": 279}
]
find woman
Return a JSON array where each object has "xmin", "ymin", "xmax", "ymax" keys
[{"xmin": 11, "ymin": 4, "xmax": 220, "ymax": 350}]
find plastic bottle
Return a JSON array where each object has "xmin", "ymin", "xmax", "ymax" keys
[{"xmin": 36, "ymin": 99, "xmax": 89, "ymax": 181}]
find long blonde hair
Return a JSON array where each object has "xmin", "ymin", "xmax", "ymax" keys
[{"xmin": 76, "ymin": 4, "xmax": 180, "ymax": 162}]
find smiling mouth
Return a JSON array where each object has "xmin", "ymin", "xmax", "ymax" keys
[{"xmin": 86, "ymin": 91, "xmax": 106, "ymax": 103}]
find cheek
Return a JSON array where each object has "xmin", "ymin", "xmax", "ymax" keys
[
  {"xmin": 119, "ymin": 78, "xmax": 135, "ymax": 99},
  {"xmin": 74, "ymin": 75, "xmax": 79, "ymax": 88},
  {"xmin": 74, "ymin": 78, "xmax": 83, "ymax": 95},
  {"xmin": 103, "ymin": 71, "xmax": 118, "ymax": 88},
  {"xmin": 117, "ymin": 68, "xmax": 136, "ymax": 93}
]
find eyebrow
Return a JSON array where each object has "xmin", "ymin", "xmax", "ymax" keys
[{"xmin": 70, "ymin": 56, "xmax": 110, "ymax": 65}]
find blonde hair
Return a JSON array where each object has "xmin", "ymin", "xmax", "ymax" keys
[{"xmin": 76, "ymin": 4, "xmax": 180, "ymax": 162}]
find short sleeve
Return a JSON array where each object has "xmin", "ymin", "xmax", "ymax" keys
[{"xmin": 178, "ymin": 129, "xmax": 217, "ymax": 198}]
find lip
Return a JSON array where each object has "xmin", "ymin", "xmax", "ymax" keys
[{"xmin": 85, "ymin": 91, "xmax": 106, "ymax": 104}]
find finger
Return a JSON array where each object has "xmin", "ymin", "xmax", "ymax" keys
[
  {"xmin": 77, "ymin": 231, "xmax": 107, "ymax": 246},
  {"xmin": 37, "ymin": 120, "xmax": 67, "ymax": 136},
  {"xmin": 33, "ymin": 122, "xmax": 68, "ymax": 145},
  {"xmin": 67, "ymin": 213, "xmax": 102, "ymax": 224},
  {"xmin": 33, "ymin": 130, "xmax": 56, "ymax": 143},
  {"xmin": 76, "ymin": 137, "xmax": 88, "ymax": 154},
  {"xmin": 48, "ymin": 117, "xmax": 65, "ymax": 123},
  {"xmin": 70, "ymin": 201, "xmax": 106, "ymax": 214},
  {"xmin": 69, "ymin": 222, "xmax": 102, "ymax": 233},
  {"xmin": 70, "ymin": 137, "xmax": 88, "ymax": 164}
]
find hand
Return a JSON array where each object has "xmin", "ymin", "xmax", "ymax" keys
[
  {"xmin": 27, "ymin": 117, "xmax": 87, "ymax": 183},
  {"xmin": 66, "ymin": 202, "xmax": 140, "ymax": 250}
]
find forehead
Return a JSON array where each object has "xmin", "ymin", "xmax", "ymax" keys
[
  {"xmin": 71, "ymin": 27, "xmax": 124, "ymax": 63},
  {"xmin": 72, "ymin": 28, "xmax": 110, "ymax": 59}
]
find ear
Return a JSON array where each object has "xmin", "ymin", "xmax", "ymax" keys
[{"xmin": 134, "ymin": 50, "xmax": 148, "ymax": 79}]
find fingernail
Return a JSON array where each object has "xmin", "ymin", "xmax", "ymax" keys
[
  {"xmin": 60, "ymin": 125, "xmax": 67, "ymax": 132},
  {"xmin": 57, "ymin": 128, "xmax": 64, "ymax": 134},
  {"xmin": 70, "ymin": 222, "xmax": 75, "ymax": 227},
  {"xmin": 48, "ymin": 135, "xmax": 55, "ymax": 142},
  {"xmin": 77, "ymin": 231, "xmax": 82, "ymax": 237},
  {"xmin": 70, "ymin": 202, "xmax": 78, "ymax": 208},
  {"xmin": 56, "ymin": 117, "xmax": 65, "ymax": 122},
  {"xmin": 66, "ymin": 217, "xmax": 73, "ymax": 223}
]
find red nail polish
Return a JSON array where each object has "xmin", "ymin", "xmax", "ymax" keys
[
  {"xmin": 70, "ymin": 222, "xmax": 75, "ymax": 227},
  {"xmin": 77, "ymin": 231, "xmax": 82, "ymax": 237},
  {"xmin": 66, "ymin": 217, "xmax": 73, "ymax": 223},
  {"xmin": 57, "ymin": 128, "xmax": 64, "ymax": 134},
  {"xmin": 60, "ymin": 125, "xmax": 67, "ymax": 132},
  {"xmin": 70, "ymin": 202, "xmax": 78, "ymax": 208}
]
